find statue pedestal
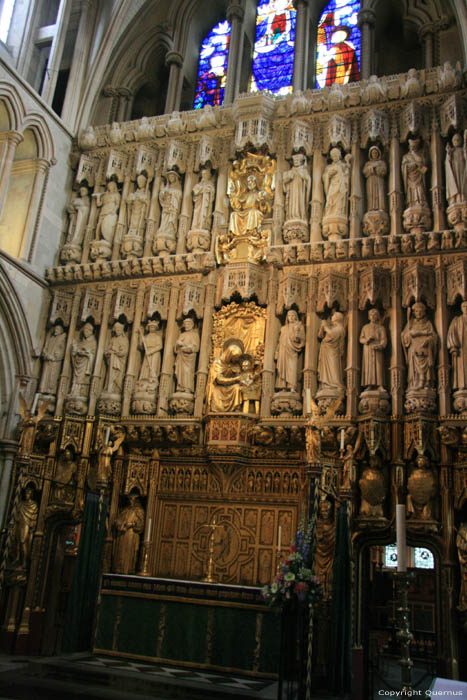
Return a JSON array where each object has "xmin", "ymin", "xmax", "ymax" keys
[
  {"xmin": 447, "ymin": 202, "xmax": 467, "ymax": 234},
  {"xmin": 168, "ymin": 391, "xmax": 195, "ymax": 415},
  {"xmin": 60, "ymin": 242, "xmax": 82, "ymax": 265},
  {"xmin": 404, "ymin": 387, "xmax": 436, "ymax": 413},
  {"xmin": 65, "ymin": 394, "xmax": 88, "ymax": 415},
  {"xmin": 121, "ymin": 233, "xmax": 143, "ymax": 259},
  {"xmin": 322, "ymin": 214, "xmax": 348, "ymax": 241},
  {"xmin": 97, "ymin": 392, "xmax": 122, "ymax": 415},
  {"xmin": 270, "ymin": 390, "xmax": 302, "ymax": 416},
  {"xmin": 358, "ymin": 388, "xmax": 390, "ymax": 416},
  {"xmin": 153, "ymin": 233, "xmax": 176, "ymax": 256},
  {"xmin": 187, "ymin": 229, "xmax": 211, "ymax": 253},
  {"xmin": 362, "ymin": 209, "xmax": 389, "ymax": 237},
  {"xmin": 131, "ymin": 380, "xmax": 157, "ymax": 415},
  {"xmin": 403, "ymin": 204, "xmax": 431, "ymax": 234},
  {"xmin": 453, "ymin": 389, "xmax": 467, "ymax": 413},
  {"xmin": 89, "ymin": 239, "xmax": 112, "ymax": 261},
  {"xmin": 283, "ymin": 219, "xmax": 308, "ymax": 244},
  {"xmin": 314, "ymin": 386, "xmax": 344, "ymax": 412}
]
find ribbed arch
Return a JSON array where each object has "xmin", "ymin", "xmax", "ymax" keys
[{"xmin": 0, "ymin": 82, "xmax": 26, "ymax": 131}]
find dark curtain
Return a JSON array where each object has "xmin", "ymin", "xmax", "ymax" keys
[
  {"xmin": 329, "ymin": 502, "xmax": 352, "ymax": 694},
  {"xmin": 62, "ymin": 492, "xmax": 108, "ymax": 652}
]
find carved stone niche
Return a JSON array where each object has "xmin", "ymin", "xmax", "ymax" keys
[
  {"xmin": 316, "ymin": 270, "xmax": 348, "ymax": 313},
  {"xmin": 359, "ymin": 267, "xmax": 391, "ymax": 311},
  {"xmin": 446, "ymin": 261, "xmax": 467, "ymax": 307},
  {"xmin": 216, "ymin": 263, "xmax": 269, "ymax": 306},
  {"xmin": 276, "ymin": 271, "xmax": 308, "ymax": 316},
  {"xmin": 232, "ymin": 92, "xmax": 275, "ymax": 151}
]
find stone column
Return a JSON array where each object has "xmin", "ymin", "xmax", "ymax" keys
[
  {"xmin": 307, "ymin": 5, "xmax": 320, "ymax": 89},
  {"xmin": 0, "ymin": 441, "xmax": 19, "ymax": 527},
  {"xmin": 224, "ymin": 3, "xmax": 245, "ymax": 104},
  {"xmin": 116, "ymin": 88, "xmax": 134, "ymax": 122},
  {"xmin": 61, "ymin": 0, "xmax": 94, "ymax": 129},
  {"xmin": 0, "ymin": 131, "xmax": 23, "ymax": 217},
  {"xmin": 88, "ymin": 287, "xmax": 113, "ymax": 416},
  {"xmin": 41, "ymin": 0, "xmax": 73, "ymax": 105},
  {"xmin": 431, "ymin": 108, "xmax": 447, "ymax": 232},
  {"xmin": 357, "ymin": 9, "xmax": 376, "ymax": 80},
  {"xmin": 144, "ymin": 163, "xmax": 163, "ymax": 257},
  {"xmin": 303, "ymin": 277, "xmax": 319, "ymax": 407},
  {"xmin": 419, "ymin": 25, "xmax": 434, "ymax": 69},
  {"xmin": 345, "ymin": 266, "xmax": 359, "ymax": 417},
  {"xmin": 434, "ymin": 263, "xmax": 451, "ymax": 416},
  {"xmin": 292, "ymin": 0, "xmax": 309, "ymax": 92},
  {"xmin": 349, "ymin": 122, "xmax": 363, "ymax": 239},
  {"xmin": 389, "ymin": 266, "xmax": 404, "ymax": 417},
  {"xmin": 165, "ymin": 51, "xmax": 184, "ymax": 114},
  {"xmin": 194, "ymin": 271, "xmax": 217, "ymax": 416},
  {"xmin": 261, "ymin": 270, "xmax": 281, "ymax": 417},
  {"xmin": 113, "ymin": 174, "xmax": 131, "ymax": 260},
  {"xmin": 212, "ymin": 143, "xmax": 229, "ymax": 231},
  {"xmin": 157, "ymin": 283, "xmax": 180, "ymax": 415},
  {"xmin": 122, "ymin": 283, "xmax": 145, "ymax": 416},
  {"xmin": 310, "ymin": 148, "xmax": 325, "ymax": 241},
  {"xmin": 272, "ymin": 145, "xmax": 286, "ymax": 245},
  {"xmin": 55, "ymin": 290, "xmax": 82, "ymax": 417},
  {"xmin": 389, "ymin": 117, "xmax": 403, "ymax": 237},
  {"xmin": 19, "ymin": 159, "xmax": 50, "ymax": 262},
  {"xmin": 177, "ymin": 151, "xmax": 195, "ymax": 254}
]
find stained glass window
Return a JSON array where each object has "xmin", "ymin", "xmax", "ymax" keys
[
  {"xmin": 316, "ymin": 0, "xmax": 361, "ymax": 89},
  {"xmin": 249, "ymin": 0, "xmax": 296, "ymax": 96},
  {"xmin": 385, "ymin": 545, "xmax": 398, "ymax": 568},
  {"xmin": 194, "ymin": 21, "xmax": 231, "ymax": 109},
  {"xmin": 414, "ymin": 547, "xmax": 435, "ymax": 570}
]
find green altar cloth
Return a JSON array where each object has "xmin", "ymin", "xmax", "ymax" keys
[{"xmin": 94, "ymin": 574, "xmax": 280, "ymax": 677}]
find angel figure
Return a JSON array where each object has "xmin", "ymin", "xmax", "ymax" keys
[
  {"xmin": 305, "ymin": 396, "xmax": 343, "ymax": 463},
  {"xmin": 18, "ymin": 394, "xmax": 51, "ymax": 456},
  {"xmin": 96, "ymin": 427, "xmax": 125, "ymax": 490}
]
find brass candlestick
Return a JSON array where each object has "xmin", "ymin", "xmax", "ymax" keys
[
  {"xmin": 394, "ymin": 571, "xmax": 415, "ymax": 692},
  {"xmin": 203, "ymin": 518, "xmax": 219, "ymax": 583},
  {"xmin": 138, "ymin": 541, "xmax": 151, "ymax": 577}
]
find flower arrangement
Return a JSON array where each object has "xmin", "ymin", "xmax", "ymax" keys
[{"xmin": 262, "ymin": 522, "xmax": 323, "ymax": 610}]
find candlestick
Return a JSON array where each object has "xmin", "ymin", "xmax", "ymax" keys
[
  {"xmin": 305, "ymin": 388, "xmax": 311, "ymax": 415},
  {"xmin": 31, "ymin": 394, "xmax": 38, "ymax": 415},
  {"xmin": 277, "ymin": 525, "xmax": 282, "ymax": 551},
  {"xmin": 105, "ymin": 427, "xmax": 111, "ymax": 444},
  {"xmin": 396, "ymin": 504, "xmax": 407, "ymax": 572},
  {"xmin": 146, "ymin": 517, "xmax": 152, "ymax": 542},
  {"xmin": 340, "ymin": 428, "xmax": 345, "ymax": 451}
]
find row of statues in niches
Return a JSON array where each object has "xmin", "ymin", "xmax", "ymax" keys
[
  {"xmin": 59, "ymin": 130, "xmax": 467, "ymax": 267},
  {"xmin": 38, "ymin": 297, "xmax": 467, "ymax": 418}
]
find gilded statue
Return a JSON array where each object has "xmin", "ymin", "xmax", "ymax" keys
[
  {"xmin": 208, "ymin": 338, "xmax": 244, "ymax": 413},
  {"xmin": 314, "ymin": 499, "xmax": 335, "ymax": 599},
  {"xmin": 138, "ymin": 319, "xmax": 163, "ymax": 383},
  {"xmin": 18, "ymin": 394, "xmax": 50, "ymax": 456},
  {"xmin": 305, "ymin": 397, "xmax": 342, "ymax": 463},
  {"xmin": 407, "ymin": 455, "xmax": 436, "ymax": 521},
  {"xmin": 103, "ymin": 321, "xmax": 129, "ymax": 394},
  {"xmin": 39, "ymin": 324, "xmax": 66, "ymax": 395},
  {"xmin": 447, "ymin": 302, "xmax": 467, "ymax": 391},
  {"xmin": 275, "ymin": 309, "xmax": 305, "ymax": 393},
  {"xmin": 154, "ymin": 170, "xmax": 182, "ymax": 255},
  {"xmin": 52, "ymin": 447, "xmax": 76, "ymax": 504},
  {"xmin": 445, "ymin": 132, "xmax": 467, "ymax": 205},
  {"xmin": 283, "ymin": 153, "xmax": 311, "ymax": 222},
  {"xmin": 317, "ymin": 312, "xmax": 346, "ymax": 394},
  {"xmin": 359, "ymin": 309, "xmax": 387, "ymax": 390},
  {"xmin": 401, "ymin": 302, "xmax": 438, "ymax": 391},
  {"xmin": 113, "ymin": 492, "xmax": 145, "ymax": 575},
  {"xmin": 239, "ymin": 354, "xmax": 261, "ymax": 414},
  {"xmin": 456, "ymin": 522, "xmax": 467, "ymax": 611},
  {"xmin": 359, "ymin": 454, "xmax": 386, "ymax": 518},
  {"xmin": 95, "ymin": 428, "xmax": 125, "ymax": 490},
  {"xmin": 11, "ymin": 485, "xmax": 39, "ymax": 568},
  {"xmin": 70, "ymin": 322, "xmax": 97, "ymax": 397},
  {"xmin": 174, "ymin": 318, "xmax": 200, "ymax": 394},
  {"xmin": 94, "ymin": 180, "xmax": 121, "ymax": 243}
]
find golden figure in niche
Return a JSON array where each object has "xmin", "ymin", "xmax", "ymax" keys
[{"xmin": 218, "ymin": 153, "xmax": 275, "ymax": 264}]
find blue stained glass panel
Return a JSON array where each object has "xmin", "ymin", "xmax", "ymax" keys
[
  {"xmin": 414, "ymin": 547, "xmax": 434, "ymax": 569},
  {"xmin": 316, "ymin": 0, "xmax": 361, "ymax": 89},
  {"xmin": 194, "ymin": 21, "xmax": 231, "ymax": 109},
  {"xmin": 249, "ymin": 0, "xmax": 296, "ymax": 96}
]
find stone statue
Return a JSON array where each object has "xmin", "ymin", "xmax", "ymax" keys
[
  {"xmin": 17, "ymin": 395, "xmax": 50, "ymax": 456},
  {"xmin": 52, "ymin": 447, "xmax": 76, "ymax": 504},
  {"xmin": 447, "ymin": 302, "xmax": 467, "ymax": 412},
  {"xmin": 113, "ymin": 492, "xmax": 145, "ymax": 575},
  {"xmin": 239, "ymin": 354, "xmax": 261, "ymax": 414},
  {"xmin": 12, "ymin": 486, "xmax": 39, "ymax": 568},
  {"xmin": 208, "ymin": 338, "xmax": 244, "ymax": 413},
  {"xmin": 191, "ymin": 166, "xmax": 215, "ymax": 232},
  {"xmin": 362, "ymin": 145, "xmax": 389, "ymax": 237},
  {"xmin": 317, "ymin": 311, "xmax": 346, "ymax": 394},
  {"xmin": 174, "ymin": 317, "xmax": 200, "ymax": 394},
  {"xmin": 154, "ymin": 170, "xmax": 182, "ymax": 255},
  {"xmin": 66, "ymin": 186, "xmax": 90, "ymax": 246},
  {"xmin": 283, "ymin": 153, "xmax": 311, "ymax": 222},
  {"xmin": 322, "ymin": 148, "xmax": 352, "ymax": 240},
  {"xmin": 138, "ymin": 319, "xmax": 163, "ymax": 382},
  {"xmin": 401, "ymin": 138, "xmax": 431, "ymax": 234},
  {"xmin": 39, "ymin": 324, "xmax": 67, "ymax": 395},
  {"xmin": 275, "ymin": 309, "xmax": 305, "ymax": 393},
  {"xmin": 314, "ymin": 499, "xmax": 335, "ymax": 598},
  {"xmin": 103, "ymin": 321, "xmax": 129, "ymax": 394},
  {"xmin": 359, "ymin": 309, "xmax": 387, "ymax": 390},
  {"xmin": 121, "ymin": 173, "xmax": 150, "ymax": 259},
  {"xmin": 456, "ymin": 522, "xmax": 467, "ymax": 611},
  {"xmin": 94, "ymin": 180, "xmax": 121, "ymax": 243},
  {"xmin": 445, "ymin": 132, "xmax": 467, "ymax": 205},
  {"xmin": 70, "ymin": 322, "xmax": 97, "ymax": 397},
  {"xmin": 401, "ymin": 302, "xmax": 438, "ymax": 391}
]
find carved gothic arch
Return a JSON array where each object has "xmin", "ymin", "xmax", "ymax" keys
[{"xmin": 0, "ymin": 81, "xmax": 26, "ymax": 132}]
